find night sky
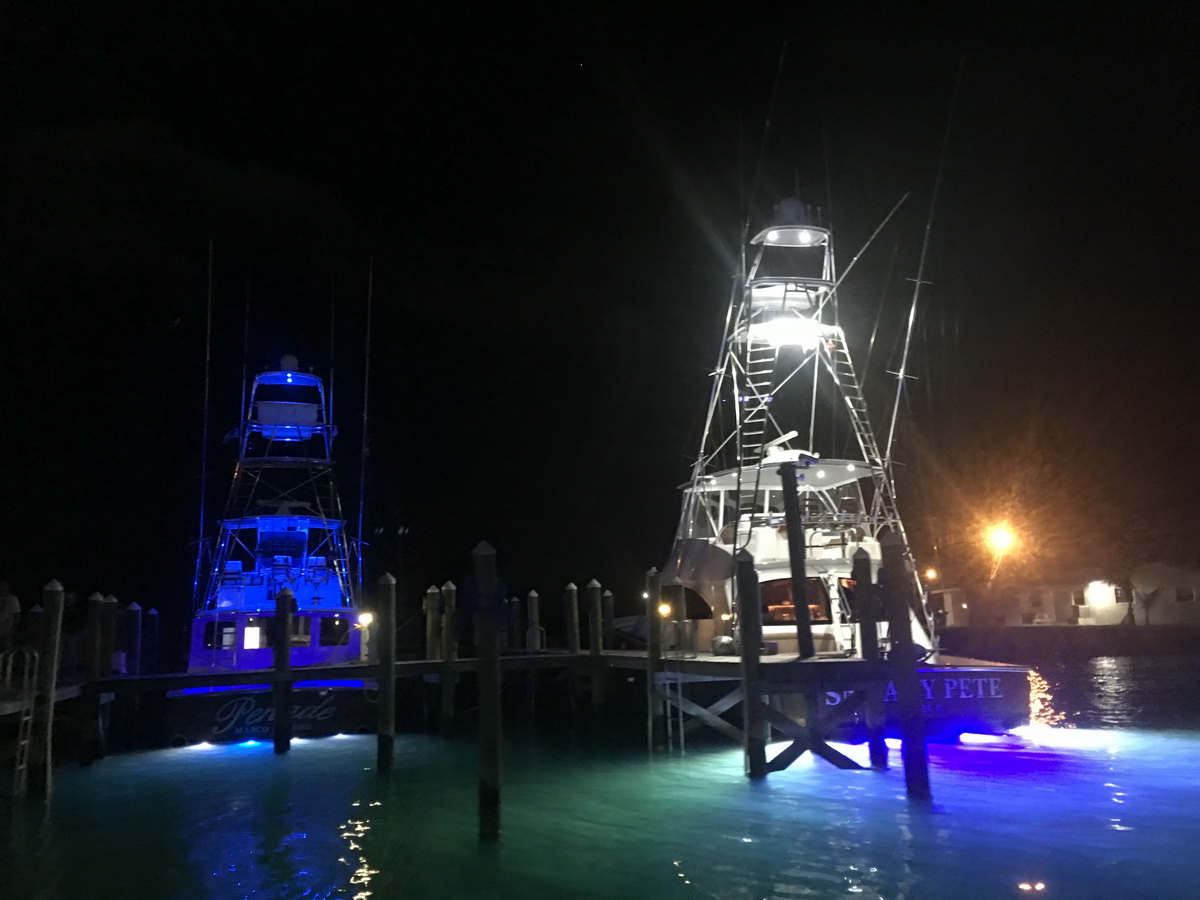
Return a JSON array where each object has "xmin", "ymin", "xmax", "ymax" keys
[{"xmin": 1, "ymin": 3, "xmax": 1197, "ymax": 631}]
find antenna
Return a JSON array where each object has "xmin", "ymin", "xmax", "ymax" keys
[
  {"xmin": 328, "ymin": 273, "xmax": 336, "ymax": 432},
  {"xmin": 239, "ymin": 265, "xmax": 250, "ymax": 436},
  {"xmin": 191, "ymin": 240, "xmax": 215, "ymax": 609},
  {"xmin": 356, "ymin": 258, "xmax": 374, "ymax": 598}
]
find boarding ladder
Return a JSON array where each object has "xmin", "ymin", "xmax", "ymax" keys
[{"xmin": 2, "ymin": 648, "xmax": 40, "ymax": 798}]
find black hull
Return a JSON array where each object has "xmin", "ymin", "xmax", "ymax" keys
[{"xmin": 163, "ymin": 688, "xmax": 376, "ymax": 745}]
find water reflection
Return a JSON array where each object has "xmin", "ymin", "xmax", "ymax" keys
[
  {"xmin": 339, "ymin": 803, "xmax": 379, "ymax": 899},
  {"xmin": 1028, "ymin": 669, "xmax": 1065, "ymax": 728}
]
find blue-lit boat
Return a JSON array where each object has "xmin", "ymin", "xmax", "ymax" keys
[{"xmin": 169, "ymin": 356, "xmax": 373, "ymax": 743}]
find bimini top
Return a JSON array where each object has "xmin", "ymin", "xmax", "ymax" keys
[{"xmin": 687, "ymin": 454, "xmax": 878, "ymax": 494}]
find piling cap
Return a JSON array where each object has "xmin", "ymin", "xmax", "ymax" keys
[
  {"xmin": 44, "ymin": 579, "xmax": 63, "ymax": 592},
  {"xmin": 147, "ymin": 608, "xmax": 159, "ymax": 616},
  {"xmin": 378, "ymin": 572, "xmax": 396, "ymax": 585},
  {"xmin": 586, "ymin": 578, "xmax": 601, "ymax": 588},
  {"xmin": 645, "ymin": 566, "xmax": 659, "ymax": 576},
  {"xmin": 425, "ymin": 584, "xmax": 440, "ymax": 594},
  {"xmin": 602, "ymin": 589, "xmax": 612, "ymax": 597},
  {"xmin": 565, "ymin": 582, "xmax": 576, "ymax": 591},
  {"xmin": 441, "ymin": 580, "xmax": 456, "ymax": 591},
  {"xmin": 103, "ymin": 593, "xmax": 119, "ymax": 604},
  {"xmin": 88, "ymin": 592, "xmax": 105, "ymax": 603},
  {"xmin": 127, "ymin": 601, "xmax": 142, "ymax": 611},
  {"xmin": 472, "ymin": 540, "xmax": 496, "ymax": 557}
]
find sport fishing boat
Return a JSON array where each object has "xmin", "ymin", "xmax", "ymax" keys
[
  {"xmin": 662, "ymin": 201, "xmax": 1029, "ymax": 739},
  {"xmin": 167, "ymin": 356, "xmax": 373, "ymax": 743}
]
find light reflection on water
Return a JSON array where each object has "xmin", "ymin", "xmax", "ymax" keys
[{"xmin": 2, "ymin": 656, "xmax": 1199, "ymax": 899}]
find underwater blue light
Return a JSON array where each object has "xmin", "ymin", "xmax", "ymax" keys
[
  {"xmin": 959, "ymin": 732, "xmax": 1008, "ymax": 745},
  {"xmin": 239, "ymin": 740, "xmax": 260, "ymax": 747}
]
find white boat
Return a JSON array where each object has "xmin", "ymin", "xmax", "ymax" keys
[{"xmin": 661, "ymin": 202, "xmax": 1028, "ymax": 736}]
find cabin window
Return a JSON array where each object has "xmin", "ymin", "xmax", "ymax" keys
[
  {"xmin": 1176, "ymin": 587, "xmax": 1195, "ymax": 603},
  {"xmin": 203, "ymin": 620, "xmax": 237, "ymax": 650},
  {"xmin": 1071, "ymin": 591, "xmax": 1086, "ymax": 606},
  {"xmin": 244, "ymin": 616, "xmax": 273, "ymax": 649},
  {"xmin": 760, "ymin": 577, "xmax": 832, "ymax": 626},
  {"xmin": 259, "ymin": 534, "xmax": 306, "ymax": 561},
  {"xmin": 1115, "ymin": 587, "xmax": 1130, "ymax": 603},
  {"xmin": 290, "ymin": 616, "xmax": 312, "ymax": 647},
  {"xmin": 320, "ymin": 617, "xmax": 351, "ymax": 646}
]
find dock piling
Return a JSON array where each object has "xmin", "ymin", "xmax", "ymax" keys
[
  {"xmin": 601, "ymin": 589, "xmax": 614, "ymax": 649},
  {"xmin": 880, "ymin": 533, "xmax": 931, "ymax": 801},
  {"xmin": 439, "ymin": 581, "xmax": 458, "ymax": 737},
  {"xmin": 525, "ymin": 590, "xmax": 540, "ymax": 652},
  {"xmin": 472, "ymin": 542, "xmax": 502, "ymax": 842},
  {"xmin": 644, "ymin": 567, "xmax": 662, "ymax": 752},
  {"xmin": 121, "ymin": 602, "xmax": 143, "ymax": 676},
  {"xmin": 377, "ymin": 574, "xmax": 397, "ymax": 771},
  {"xmin": 423, "ymin": 585, "xmax": 442, "ymax": 661},
  {"xmin": 586, "ymin": 579, "xmax": 605, "ymax": 707},
  {"xmin": 564, "ymin": 582, "xmax": 580, "ymax": 655},
  {"xmin": 778, "ymin": 462, "xmax": 816, "ymax": 659},
  {"xmin": 735, "ymin": 550, "xmax": 768, "ymax": 779},
  {"xmin": 272, "ymin": 587, "xmax": 293, "ymax": 754},
  {"xmin": 101, "ymin": 595, "xmax": 119, "ymax": 674},
  {"xmin": 79, "ymin": 592, "xmax": 106, "ymax": 765},
  {"xmin": 852, "ymin": 548, "xmax": 887, "ymax": 769},
  {"xmin": 28, "ymin": 580, "xmax": 64, "ymax": 795}
]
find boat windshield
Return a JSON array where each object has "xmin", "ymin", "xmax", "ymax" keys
[
  {"xmin": 754, "ymin": 245, "xmax": 827, "ymax": 281},
  {"xmin": 254, "ymin": 383, "xmax": 322, "ymax": 405}
]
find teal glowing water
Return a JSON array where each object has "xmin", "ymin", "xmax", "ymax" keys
[{"xmin": 3, "ymin": 657, "xmax": 1200, "ymax": 899}]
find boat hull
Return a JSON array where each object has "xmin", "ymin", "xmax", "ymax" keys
[
  {"xmin": 163, "ymin": 686, "xmax": 376, "ymax": 745},
  {"xmin": 819, "ymin": 658, "xmax": 1032, "ymax": 740}
]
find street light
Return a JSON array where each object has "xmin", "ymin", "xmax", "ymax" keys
[
  {"xmin": 985, "ymin": 522, "xmax": 1017, "ymax": 580},
  {"xmin": 923, "ymin": 567, "xmax": 938, "ymax": 581}
]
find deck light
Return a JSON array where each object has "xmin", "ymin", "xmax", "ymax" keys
[
  {"xmin": 923, "ymin": 568, "xmax": 938, "ymax": 581},
  {"xmin": 657, "ymin": 603, "xmax": 672, "ymax": 618},
  {"xmin": 357, "ymin": 612, "xmax": 374, "ymax": 626}
]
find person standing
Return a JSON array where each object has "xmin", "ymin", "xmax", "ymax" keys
[{"xmin": 0, "ymin": 580, "xmax": 20, "ymax": 653}]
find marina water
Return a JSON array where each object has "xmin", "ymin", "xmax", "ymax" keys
[{"xmin": 4, "ymin": 655, "xmax": 1199, "ymax": 899}]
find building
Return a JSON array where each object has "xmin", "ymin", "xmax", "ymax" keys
[{"xmin": 928, "ymin": 562, "xmax": 1200, "ymax": 628}]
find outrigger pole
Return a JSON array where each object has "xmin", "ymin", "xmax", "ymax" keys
[
  {"xmin": 356, "ymin": 258, "xmax": 374, "ymax": 599},
  {"xmin": 883, "ymin": 60, "xmax": 963, "ymax": 472},
  {"xmin": 191, "ymin": 240, "xmax": 215, "ymax": 610}
]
